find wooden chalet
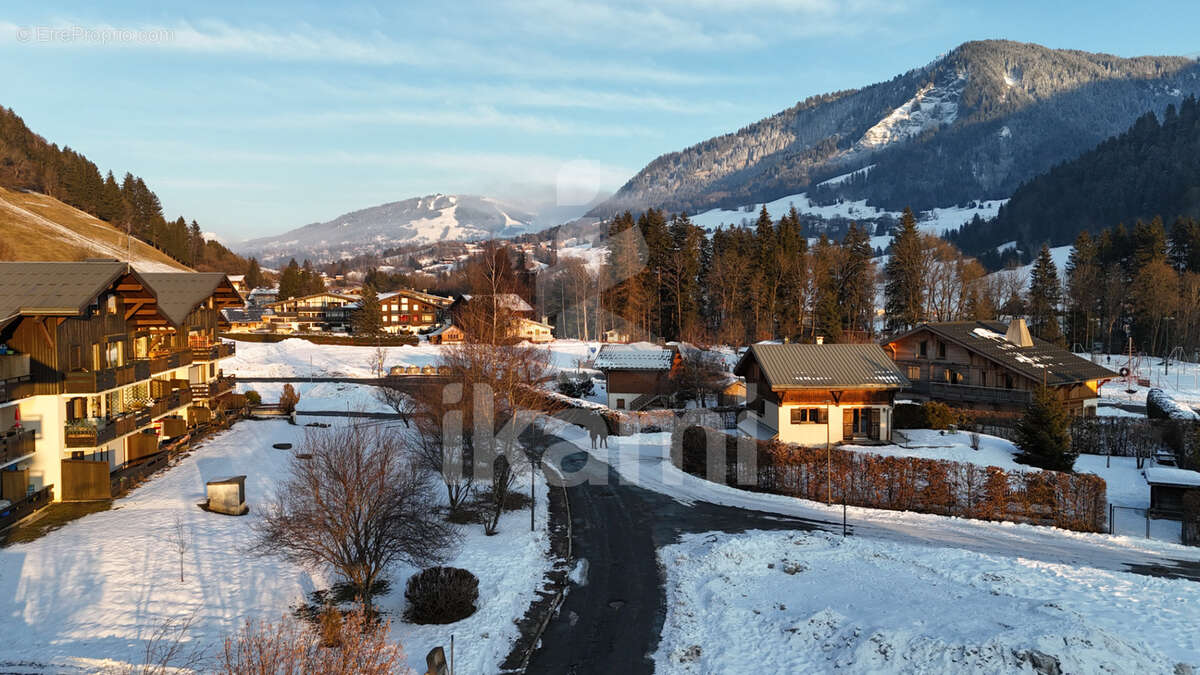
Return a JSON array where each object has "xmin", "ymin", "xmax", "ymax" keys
[
  {"xmin": 377, "ymin": 289, "xmax": 454, "ymax": 334},
  {"xmin": 883, "ymin": 319, "xmax": 1116, "ymax": 416},
  {"xmin": 735, "ymin": 343, "xmax": 909, "ymax": 445},
  {"xmin": 263, "ymin": 291, "xmax": 356, "ymax": 333},
  {"xmin": 0, "ymin": 262, "xmax": 242, "ymax": 507},
  {"xmin": 593, "ymin": 343, "xmax": 680, "ymax": 410}
]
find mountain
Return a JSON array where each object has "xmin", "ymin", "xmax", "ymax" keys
[
  {"xmin": 591, "ymin": 40, "xmax": 1200, "ymax": 219},
  {"xmin": 948, "ymin": 95, "xmax": 1200, "ymax": 267},
  {"xmin": 0, "ymin": 186, "xmax": 189, "ymax": 271},
  {"xmin": 240, "ymin": 194, "xmax": 541, "ymax": 265}
]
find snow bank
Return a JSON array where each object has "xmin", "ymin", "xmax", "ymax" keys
[
  {"xmin": 1147, "ymin": 388, "xmax": 1200, "ymax": 421},
  {"xmin": 656, "ymin": 530, "xmax": 1199, "ymax": 673}
]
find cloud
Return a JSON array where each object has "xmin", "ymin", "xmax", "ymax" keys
[{"xmin": 245, "ymin": 106, "xmax": 657, "ymax": 137}]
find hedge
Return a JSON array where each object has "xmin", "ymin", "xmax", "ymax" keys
[
  {"xmin": 220, "ymin": 332, "xmax": 418, "ymax": 347},
  {"xmin": 678, "ymin": 425, "xmax": 1108, "ymax": 533}
]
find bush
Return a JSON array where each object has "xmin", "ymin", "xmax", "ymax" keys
[
  {"xmin": 244, "ymin": 389, "xmax": 262, "ymax": 406},
  {"xmin": 892, "ymin": 403, "xmax": 926, "ymax": 429},
  {"xmin": 922, "ymin": 401, "xmax": 958, "ymax": 430},
  {"xmin": 279, "ymin": 384, "xmax": 300, "ymax": 414},
  {"xmin": 557, "ymin": 373, "xmax": 595, "ymax": 399},
  {"xmin": 404, "ymin": 567, "xmax": 479, "ymax": 624}
]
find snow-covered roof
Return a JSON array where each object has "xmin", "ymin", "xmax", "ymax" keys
[
  {"xmin": 457, "ymin": 293, "xmax": 534, "ymax": 313},
  {"xmin": 1144, "ymin": 466, "xmax": 1200, "ymax": 488},
  {"xmin": 593, "ymin": 343, "xmax": 674, "ymax": 371}
]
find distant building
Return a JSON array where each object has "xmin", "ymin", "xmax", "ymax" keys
[
  {"xmin": 513, "ymin": 317, "xmax": 554, "ymax": 343},
  {"xmin": 246, "ymin": 287, "xmax": 278, "ymax": 308},
  {"xmin": 593, "ymin": 343, "xmax": 679, "ymax": 410},
  {"xmin": 883, "ymin": 319, "xmax": 1116, "ymax": 416},
  {"xmin": 220, "ymin": 307, "xmax": 271, "ymax": 333},
  {"xmin": 225, "ymin": 274, "xmax": 248, "ymax": 296},
  {"xmin": 427, "ymin": 324, "xmax": 465, "ymax": 345},
  {"xmin": 377, "ymin": 289, "xmax": 454, "ymax": 334},
  {"xmin": 735, "ymin": 343, "xmax": 909, "ymax": 445},
  {"xmin": 263, "ymin": 292, "xmax": 357, "ymax": 333}
]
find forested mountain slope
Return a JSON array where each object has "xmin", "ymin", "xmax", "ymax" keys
[{"xmin": 592, "ymin": 40, "xmax": 1200, "ymax": 218}]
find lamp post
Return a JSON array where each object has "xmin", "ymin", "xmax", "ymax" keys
[{"xmin": 826, "ymin": 399, "xmax": 833, "ymax": 505}]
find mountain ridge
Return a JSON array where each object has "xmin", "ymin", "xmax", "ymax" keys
[{"xmin": 591, "ymin": 40, "xmax": 1200, "ymax": 218}]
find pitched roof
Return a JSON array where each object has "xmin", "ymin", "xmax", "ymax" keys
[
  {"xmin": 593, "ymin": 343, "xmax": 674, "ymax": 371},
  {"xmin": 221, "ymin": 307, "xmax": 269, "ymax": 323},
  {"xmin": 457, "ymin": 294, "xmax": 534, "ymax": 313},
  {"xmin": 139, "ymin": 273, "xmax": 237, "ymax": 325},
  {"xmin": 0, "ymin": 261, "xmax": 136, "ymax": 325},
  {"xmin": 889, "ymin": 321, "xmax": 1117, "ymax": 386},
  {"xmin": 735, "ymin": 343, "xmax": 910, "ymax": 390}
]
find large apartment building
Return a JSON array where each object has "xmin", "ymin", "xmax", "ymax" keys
[{"xmin": 0, "ymin": 262, "xmax": 242, "ymax": 507}]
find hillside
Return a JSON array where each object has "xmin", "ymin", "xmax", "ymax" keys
[
  {"xmin": 240, "ymin": 194, "xmax": 540, "ymax": 265},
  {"xmin": 0, "ymin": 105, "xmax": 248, "ymax": 273},
  {"xmin": 948, "ymin": 95, "xmax": 1200, "ymax": 266},
  {"xmin": 591, "ymin": 40, "xmax": 1200, "ymax": 218},
  {"xmin": 0, "ymin": 187, "xmax": 188, "ymax": 271}
]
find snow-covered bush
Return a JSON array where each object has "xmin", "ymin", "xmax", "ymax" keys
[
  {"xmin": 404, "ymin": 567, "xmax": 479, "ymax": 624},
  {"xmin": 556, "ymin": 372, "xmax": 595, "ymax": 399},
  {"xmin": 1147, "ymin": 388, "xmax": 1200, "ymax": 421}
]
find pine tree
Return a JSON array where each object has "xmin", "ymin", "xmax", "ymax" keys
[
  {"xmin": 354, "ymin": 285, "xmax": 384, "ymax": 336},
  {"xmin": 1027, "ymin": 244, "xmax": 1063, "ymax": 344},
  {"xmin": 278, "ymin": 259, "xmax": 302, "ymax": 300},
  {"xmin": 884, "ymin": 208, "xmax": 924, "ymax": 330},
  {"xmin": 245, "ymin": 258, "xmax": 264, "ymax": 290},
  {"xmin": 1014, "ymin": 387, "xmax": 1076, "ymax": 472}
]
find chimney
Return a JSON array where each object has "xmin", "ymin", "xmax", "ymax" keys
[
  {"xmin": 815, "ymin": 336, "xmax": 825, "ymax": 345},
  {"xmin": 1005, "ymin": 319, "xmax": 1033, "ymax": 348}
]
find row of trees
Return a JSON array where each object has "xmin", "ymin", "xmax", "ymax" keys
[{"xmin": 0, "ymin": 106, "xmax": 247, "ymax": 272}]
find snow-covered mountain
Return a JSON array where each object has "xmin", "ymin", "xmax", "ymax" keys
[
  {"xmin": 591, "ymin": 40, "xmax": 1200, "ymax": 219},
  {"xmin": 240, "ymin": 194, "xmax": 538, "ymax": 264}
]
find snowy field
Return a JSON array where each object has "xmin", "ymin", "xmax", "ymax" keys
[
  {"xmin": 656, "ymin": 530, "xmax": 1200, "ymax": 673},
  {"xmin": 226, "ymin": 337, "xmax": 602, "ymax": 379},
  {"xmin": 238, "ymin": 381, "xmax": 395, "ymax": 413},
  {"xmin": 1088, "ymin": 352, "xmax": 1200, "ymax": 408},
  {"xmin": 0, "ymin": 417, "xmax": 552, "ymax": 673}
]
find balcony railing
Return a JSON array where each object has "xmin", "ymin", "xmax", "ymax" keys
[
  {"xmin": 0, "ymin": 427, "xmax": 35, "ymax": 465},
  {"xmin": 907, "ymin": 380, "xmax": 1032, "ymax": 407},
  {"xmin": 0, "ymin": 353, "xmax": 34, "ymax": 403},
  {"xmin": 191, "ymin": 375, "xmax": 235, "ymax": 400},
  {"xmin": 191, "ymin": 342, "xmax": 236, "ymax": 362},
  {"xmin": 64, "ymin": 362, "xmax": 146, "ymax": 394},
  {"xmin": 64, "ymin": 413, "xmax": 139, "ymax": 448},
  {"xmin": 142, "ymin": 349, "xmax": 193, "ymax": 375},
  {"xmin": 0, "ymin": 485, "xmax": 54, "ymax": 532}
]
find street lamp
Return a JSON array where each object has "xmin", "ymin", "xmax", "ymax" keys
[{"xmin": 826, "ymin": 399, "xmax": 833, "ymax": 505}]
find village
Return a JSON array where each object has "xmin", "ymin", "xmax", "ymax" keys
[{"xmin": 0, "ymin": 260, "xmax": 1198, "ymax": 673}]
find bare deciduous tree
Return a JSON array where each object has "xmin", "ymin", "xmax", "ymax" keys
[
  {"xmin": 255, "ymin": 424, "xmax": 458, "ymax": 610},
  {"xmin": 367, "ymin": 346, "xmax": 387, "ymax": 379},
  {"xmin": 671, "ymin": 348, "xmax": 729, "ymax": 408},
  {"xmin": 166, "ymin": 514, "xmax": 189, "ymax": 583},
  {"xmin": 279, "ymin": 383, "xmax": 300, "ymax": 415},
  {"xmin": 373, "ymin": 383, "xmax": 415, "ymax": 427}
]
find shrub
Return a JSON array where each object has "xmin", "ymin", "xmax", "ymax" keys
[
  {"xmin": 892, "ymin": 403, "xmax": 926, "ymax": 429},
  {"xmin": 922, "ymin": 401, "xmax": 958, "ymax": 430},
  {"xmin": 557, "ymin": 373, "xmax": 595, "ymax": 399},
  {"xmin": 279, "ymin": 384, "xmax": 300, "ymax": 414},
  {"xmin": 244, "ymin": 389, "xmax": 262, "ymax": 406},
  {"xmin": 404, "ymin": 567, "xmax": 479, "ymax": 624}
]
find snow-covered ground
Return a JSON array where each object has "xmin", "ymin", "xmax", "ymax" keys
[
  {"xmin": 239, "ymin": 381, "xmax": 395, "ymax": 413},
  {"xmin": 0, "ymin": 416, "xmax": 552, "ymax": 673},
  {"xmin": 226, "ymin": 338, "xmax": 603, "ymax": 379},
  {"xmin": 1087, "ymin": 352, "xmax": 1200, "ymax": 408},
  {"xmin": 656, "ymin": 530, "xmax": 1200, "ymax": 673}
]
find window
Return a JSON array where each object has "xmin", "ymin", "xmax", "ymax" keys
[
  {"xmin": 906, "ymin": 365, "xmax": 920, "ymax": 381},
  {"xmin": 616, "ymin": 398, "xmax": 626, "ymax": 409},
  {"xmin": 937, "ymin": 342, "xmax": 946, "ymax": 359},
  {"xmin": 790, "ymin": 407, "xmax": 825, "ymax": 424},
  {"xmin": 979, "ymin": 372, "xmax": 987, "ymax": 387},
  {"xmin": 918, "ymin": 340, "xmax": 928, "ymax": 358}
]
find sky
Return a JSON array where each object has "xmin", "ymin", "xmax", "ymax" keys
[{"xmin": 2, "ymin": 1, "xmax": 1199, "ymax": 244}]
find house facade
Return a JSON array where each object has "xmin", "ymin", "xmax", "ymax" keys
[
  {"xmin": 0, "ymin": 262, "xmax": 242, "ymax": 505},
  {"xmin": 513, "ymin": 317, "xmax": 554, "ymax": 343},
  {"xmin": 263, "ymin": 291, "xmax": 356, "ymax": 333},
  {"xmin": 735, "ymin": 343, "xmax": 909, "ymax": 446},
  {"xmin": 593, "ymin": 343, "xmax": 679, "ymax": 410},
  {"xmin": 377, "ymin": 289, "xmax": 454, "ymax": 334},
  {"xmin": 883, "ymin": 320, "xmax": 1116, "ymax": 416}
]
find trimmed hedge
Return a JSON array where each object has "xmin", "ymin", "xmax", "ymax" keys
[
  {"xmin": 678, "ymin": 425, "xmax": 1108, "ymax": 533},
  {"xmin": 404, "ymin": 567, "xmax": 479, "ymax": 624},
  {"xmin": 220, "ymin": 332, "xmax": 419, "ymax": 347}
]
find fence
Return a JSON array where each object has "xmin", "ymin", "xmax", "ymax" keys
[
  {"xmin": 1110, "ymin": 504, "xmax": 1182, "ymax": 544},
  {"xmin": 678, "ymin": 425, "xmax": 1109, "ymax": 533}
]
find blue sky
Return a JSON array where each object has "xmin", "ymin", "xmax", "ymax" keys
[{"xmin": 2, "ymin": 1, "xmax": 1198, "ymax": 242}]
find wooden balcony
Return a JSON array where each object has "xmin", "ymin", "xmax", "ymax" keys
[
  {"xmin": 64, "ymin": 413, "xmax": 139, "ymax": 448},
  {"xmin": 191, "ymin": 342, "xmax": 236, "ymax": 362},
  {"xmin": 143, "ymin": 349, "xmax": 193, "ymax": 375},
  {"xmin": 0, "ymin": 427, "xmax": 35, "ymax": 465},
  {"xmin": 191, "ymin": 376, "xmax": 235, "ymax": 400},
  {"xmin": 0, "ymin": 353, "xmax": 33, "ymax": 404},
  {"xmin": 906, "ymin": 380, "xmax": 1032, "ymax": 407}
]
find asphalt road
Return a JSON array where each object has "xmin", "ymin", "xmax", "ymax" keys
[{"xmin": 524, "ymin": 447, "xmax": 835, "ymax": 675}]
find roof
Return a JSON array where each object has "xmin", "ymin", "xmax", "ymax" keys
[
  {"xmin": 265, "ymin": 291, "xmax": 356, "ymax": 308},
  {"xmin": 139, "ymin": 273, "xmax": 238, "ymax": 325},
  {"xmin": 457, "ymin": 293, "xmax": 534, "ymax": 313},
  {"xmin": 0, "ymin": 261, "xmax": 138, "ymax": 325},
  {"xmin": 221, "ymin": 307, "xmax": 269, "ymax": 323},
  {"xmin": 735, "ymin": 343, "xmax": 910, "ymax": 390},
  {"xmin": 889, "ymin": 321, "xmax": 1117, "ymax": 387},
  {"xmin": 1144, "ymin": 466, "xmax": 1200, "ymax": 488},
  {"xmin": 593, "ymin": 343, "xmax": 674, "ymax": 371}
]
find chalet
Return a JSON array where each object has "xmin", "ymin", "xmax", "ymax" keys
[
  {"xmin": 593, "ymin": 343, "xmax": 680, "ymax": 410},
  {"xmin": 263, "ymin": 291, "xmax": 357, "ymax": 333},
  {"xmin": 451, "ymin": 293, "xmax": 535, "ymax": 319},
  {"xmin": 226, "ymin": 274, "xmax": 248, "ymax": 297},
  {"xmin": 427, "ymin": 324, "xmax": 465, "ymax": 345},
  {"xmin": 735, "ymin": 343, "xmax": 909, "ymax": 445},
  {"xmin": 220, "ymin": 307, "xmax": 271, "ymax": 333},
  {"xmin": 513, "ymin": 317, "xmax": 554, "ymax": 343},
  {"xmin": 377, "ymin": 289, "xmax": 453, "ymax": 334},
  {"xmin": 883, "ymin": 320, "xmax": 1116, "ymax": 416},
  {"xmin": 0, "ymin": 262, "xmax": 242, "ymax": 508}
]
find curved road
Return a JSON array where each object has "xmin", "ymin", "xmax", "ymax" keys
[{"xmin": 525, "ymin": 448, "xmax": 835, "ymax": 674}]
